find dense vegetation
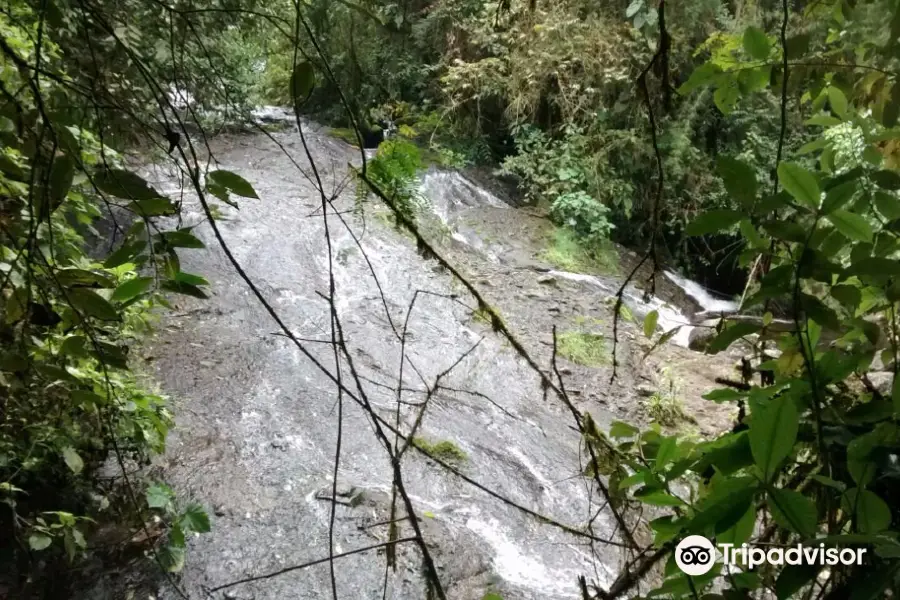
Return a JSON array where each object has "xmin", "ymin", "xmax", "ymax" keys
[{"xmin": 5, "ymin": 0, "xmax": 900, "ymax": 598}]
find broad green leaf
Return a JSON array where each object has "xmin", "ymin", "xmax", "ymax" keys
[
  {"xmin": 162, "ymin": 279, "xmax": 209, "ymax": 299},
  {"xmin": 161, "ymin": 229, "xmax": 205, "ymax": 249},
  {"xmin": 634, "ymin": 488, "xmax": 685, "ymax": 507},
  {"xmin": 625, "ymin": 0, "xmax": 643, "ymax": 18},
  {"xmin": 179, "ymin": 502, "xmax": 211, "ymax": 534},
  {"xmin": 56, "ymin": 268, "xmax": 115, "ymax": 288},
  {"xmin": 717, "ymin": 156, "xmax": 757, "ymax": 207},
  {"xmin": 28, "ymin": 534, "xmax": 52, "ymax": 551},
  {"xmin": 842, "ymin": 488, "xmax": 891, "ymax": 533},
  {"xmin": 846, "ymin": 257, "xmax": 900, "ymax": 277},
  {"xmin": 749, "ymin": 394, "xmax": 798, "ymax": 481},
  {"xmin": 776, "ymin": 565, "xmax": 819, "ymax": 600},
  {"xmin": 174, "ymin": 272, "xmax": 209, "ymax": 286},
  {"xmin": 718, "ymin": 502, "xmax": 756, "ymax": 546},
  {"xmin": 685, "ymin": 209, "xmax": 743, "ymax": 236},
  {"xmin": 798, "ymin": 138, "xmax": 827, "ymax": 155},
  {"xmin": 707, "ymin": 321, "xmax": 760, "ymax": 354},
  {"xmin": 483, "ymin": 594, "xmax": 504, "ymax": 600},
  {"xmin": 688, "ymin": 475, "xmax": 758, "ymax": 534},
  {"xmin": 828, "ymin": 86, "xmax": 849, "ymax": 119},
  {"xmin": 872, "ymin": 169, "xmax": 900, "ymax": 190},
  {"xmin": 678, "ymin": 62, "xmax": 722, "ymax": 95},
  {"xmin": 291, "ymin": 61, "xmax": 316, "ymax": 106},
  {"xmin": 714, "ymin": 80, "xmax": 739, "ymax": 114},
  {"xmin": 827, "ymin": 209, "xmax": 873, "ymax": 242},
  {"xmin": 821, "ymin": 180, "xmax": 858, "ymax": 214},
  {"xmin": 67, "ymin": 288, "xmax": 121, "ymax": 321},
  {"xmin": 128, "ymin": 198, "xmax": 177, "ymax": 216},
  {"xmin": 48, "ymin": 154, "xmax": 74, "ymax": 213},
  {"xmin": 769, "ymin": 487, "xmax": 816, "ymax": 537},
  {"xmin": 805, "ymin": 114, "xmax": 841, "ymax": 127},
  {"xmin": 743, "ymin": 26, "xmax": 771, "ymax": 60},
  {"xmin": 703, "ymin": 388, "xmax": 746, "ymax": 402},
  {"xmin": 94, "ymin": 169, "xmax": 162, "ymax": 200},
  {"xmin": 643, "ymin": 310, "xmax": 658, "ymax": 337},
  {"xmin": 778, "ymin": 162, "xmax": 820, "ymax": 209},
  {"xmin": 62, "ymin": 447, "xmax": 83, "ymax": 474},
  {"xmin": 146, "ymin": 483, "xmax": 174, "ymax": 509},
  {"xmin": 875, "ymin": 191, "xmax": 900, "ymax": 219},
  {"xmin": 609, "ymin": 421, "xmax": 639, "ymax": 439},
  {"xmin": 159, "ymin": 544, "xmax": 185, "ymax": 573},
  {"xmin": 112, "ymin": 277, "xmax": 153, "ymax": 303},
  {"xmin": 104, "ymin": 240, "xmax": 147, "ymax": 268},
  {"xmin": 785, "ymin": 33, "xmax": 810, "ymax": 58},
  {"xmin": 830, "ymin": 284, "xmax": 861, "ymax": 310},
  {"xmin": 207, "ymin": 170, "xmax": 258, "ymax": 199},
  {"xmin": 60, "ymin": 335, "xmax": 88, "ymax": 357}
]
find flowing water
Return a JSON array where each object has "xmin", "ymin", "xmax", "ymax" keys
[{"xmin": 88, "ymin": 121, "xmax": 735, "ymax": 600}]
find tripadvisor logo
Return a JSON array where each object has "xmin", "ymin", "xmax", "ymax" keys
[{"xmin": 675, "ymin": 535, "xmax": 868, "ymax": 576}]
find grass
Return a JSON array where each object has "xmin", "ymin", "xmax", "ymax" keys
[
  {"xmin": 328, "ymin": 127, "xmax": 360, "ymax": 145},
  {"xmin": 412, "ymin": 437, "xmax": 468, "ymax": 464},
  {"xmin": 557, "ymin": 331, "xmax": 611, "ymax": 366},
  {"xmin": 645, "ymin": 392, "xmax": 689, "ymax": 427},
  {"xmin": 539, "ymin": 228, "xmax": 619, "ymax": 275}
]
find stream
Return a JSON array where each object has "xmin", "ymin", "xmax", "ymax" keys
[{"xmin": 87, "ymin": 119, "xmax": 737, "ymax": 600}]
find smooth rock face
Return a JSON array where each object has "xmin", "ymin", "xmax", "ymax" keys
[{"xmin": 101, "ymin": 128, "xmax": 633, "ymax": 600}]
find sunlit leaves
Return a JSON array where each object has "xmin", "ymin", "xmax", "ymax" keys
[
  {"xmin": 643, "ymin": 310, "xmax": 658, "ymax": 337},
  {"xmin": 62, "ymin": 447, "xmax": 84, "ymax": 474},
  {"xmin": 827, "ymin": 209, "xmax": 873, "ymax": 242},
  {"xmin": 111, "ymin": 277, "xmax": 153, "ymax": 303}
]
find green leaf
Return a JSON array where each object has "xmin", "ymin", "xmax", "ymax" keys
[
  {"xmin": 207, "ymin": 170, "xmax": 258, "ymax": 199},
  {"xmin": 179, "ymin": 502, "xmax": 211, "ymax": 534},
  {"xmin": 161, "ymin": 229, "xmax": 205, "ymax": 249},
  {"xmin": 111, "ymin": 277, "xmax": 153, "ymax": 303},
  {"xmin": 625, "ymin": 0, "xmax": 643, "ymax": 18},
  {"xmin": 717, "ymin": 156, "xmax": 758, "ymax": 207},
  {"xmin": 128, "ymin": 198, "xmax": 178, "ymax": 217},
  {"xmin": 830, "ymin": 284, "xmax": 861, "ymax": 310},
  {"xmin": 48, "ymin": 154, "xmax": 74, "ymax": 213},
  {"xmin": 162, "ymin": 280, "xmax": 209, "ymax": 299},
  {"xmin": 290, "ymin": 61, "xmax": 316, "ymax": 107},
  {"xmin": 643, "ymin": 310, "xmax": 658, "ymax": 338},
  {"xmin": 174, "ymin": 272, "xmax": 210, "ymax": 286},
  {"xmin": 805, "ymin": 114, "xmax": 842, "ymax": 127},
  {"xmin": 743, "ymin": 26, "xmax": 771, "ymax": 60},
  {"xmin": 872, "ymin": 169, "xmax": 900, "ymax": 190},
  {"xmin": 769, "ymin": 487, "xmax": 817, "ymax": 537},
  {"xmin": 798, "ymin": 138, "xmax": 827, "ymax": 155},
  {"xmin": 776, "ymin": 564, "xmax": 819, "ymax": 600},
  {"xmin": 146, "ymin": 483, "xmax": 174, "ymax": 509},
  {"xmin": 482, "ymin": 594, "xmax": 504, "ymax": 600},
  {"xmin": 842, "ymin": 488, "xmax": 892, "ymax": 533},
  {"xmin": 62, "ymin": 447, "xmax": 83, "ymax": 474},
  {"xmin": 688, "ymin": 475, "xmax": 758, "ymax": 534},
  {"xmin": 846, "ymin": 257, "xmax": 900, "ymax": 277},
  {"xmin": 94, "ymin": 169, "xmax": 162, "ymax": 200},
  {"xmin": 159, "ymin": 544, "xmax": 185, "ymax": 573},
  {"xmin": 828, "ymin": 87, "xmax": 849, "ymax": 119},
  {"xmin": 718, "ymin": 502, "xmax": 756, "ymax": 546},
  {"xmin": 749, "ymin": 395, "xmax": 798, "ymax": 481},
  {"xmin": 703, "ymin": 388, "xmax": 746, "ymax": 402},
  {"xmin": 785, "ymin": 33, "xmax": 810, "ymax": 59},
  {"xmin": 104, "ymin": 240, "xmax": 147, "ymax": 268},
  {"xmin": 778, "ymin": 162, "xmax": 820, "ymax": 209},
  {"xmin": 609, "ymin": 421, "xmax": 639, "ymax": 439},
  {"xmin": 67, "ymin": 288, "xmax": 121, "ymax": 321},
  {"xmin": 28, "ymin": 534, "xmax": 52, "ymax": 551},
  {"xmin": 634, "ymin": 488, "xmax": 685, "ymax": 507},
  {"xmin": 875, "ymin": 191, "xmax": 900, "ymax": 219},
  {"xmin": 827, "ymin": 209, "xmax": 874, "ymax": 242},
  {"xmin": 56, "ymin": 268, "xmax": 115, "ymax": 288},
  {"xmin": 883, "ymin": 83, "xmax": 900, "ymax": 128},
  {"xmin": 707, "ymin": 321, "xmax": 760, "ymax": 354},
  {"xmin": 821, "ymin": 180, "xmax": 859, "ymax": 214},
  {"xmin": 713, "ymin": 80, "xmax": 739, "ymax": 114},
  {"xmin": 685, "ymin": 209, "xmax": 743, "ymax": 236},
  {"xmin": 678, "ymin": 62, "xmax": 722, "ymax": 95}
]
